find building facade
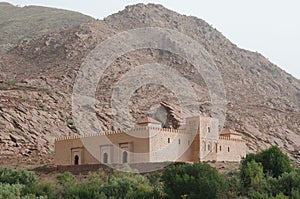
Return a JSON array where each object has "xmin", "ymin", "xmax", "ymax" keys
[{"xmin": 54, "ymin": 115, "xmax": 247, "ymax": 166}]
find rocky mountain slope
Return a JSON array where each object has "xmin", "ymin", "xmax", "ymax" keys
[
  {"xmin": 0, "ymin": 2, "xmax": 94, "ymax": 51},
  {"xmin": 0, "ymin": 3, "xmax": 299, "ymax": 165}
]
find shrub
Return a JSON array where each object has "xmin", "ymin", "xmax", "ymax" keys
[
  {"xmin": 0, "ymin": 167, "xmax": 37, "ymax": 185},
  {"xmin": 101, "ymin": 172, "xmax": 150, "ymax": 198},
  {"xmin": 65, "ymin": 184, "xmax": 105, "ymax": 199},
  {"xmin": 56, "ymin": 172, "xmax": 77, "ymax": 186},
  {"xmin": 0, "ymin": 183, "xmax": 23, "ymax": 199},
  {"xmin": 240, "ymin": 160, "xmax": 268, "ymax": 194},
  {"xmin": 21, "ymin": 181, "xmax": 54, "ymax": 199},
  {"xmin": 248, "ymin": 191, "xmax": 289, "ymax": 199},
  {"xmin": 126, "ymin": 183, "xmax": 162, "ymax": 199},
  {"xmin": 84, "ymin": 169, "xmax": 106, "ymax": 186},
  {"xmin": 54, "ymin": 172, "xmax": 78, "ymax": 198},
  {"xmin": 269, "ymin": 168, "xmax": 300, "ymax": 197},
  {"xmin": 161, "ymin": 162, "xmax": 227, "ymax": 199}
]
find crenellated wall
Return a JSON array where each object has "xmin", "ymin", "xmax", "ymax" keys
[
  {"xmin": 216, "ymin": 136, "xmax": 247, "ymax": 162},
  {"xmin": 55, "ymin": 138, "xmax": 99, "ymax": 166},
  {"xmin": 54, "ymin": 115, "xmax": 247, "ymax": 166}
]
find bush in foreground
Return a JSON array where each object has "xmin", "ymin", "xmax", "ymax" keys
[{"xmin": 162, "ymin": 162, "xmax": 227, "ymax": 199}]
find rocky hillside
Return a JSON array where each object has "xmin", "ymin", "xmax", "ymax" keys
[
  {"xmin": 0, "ymin": 2, "xmax": 94, "ymax": 51},
  {"xmin": 0, "ymin": 3, "xmax": 299, "ymax": 165}
]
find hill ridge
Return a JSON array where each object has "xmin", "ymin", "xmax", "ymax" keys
[
  {"xmin": 0, "ymin": 3, "xmax": 299, "ymax": 165},
  {"xmin": 0, "ymin": 2, "xmax": 94, "ymax": 51}
]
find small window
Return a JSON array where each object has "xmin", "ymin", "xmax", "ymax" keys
[
  {"xmin": 208, "ymin": 144, "xmax": 211, "ymax": 151},
  {"xmin": 219, "ymin": 146, "xmax": 222, "ymax": 151},
  {"xmin": 228, "ymin": 147, "xmax": 230, "ymax": 152},
  {"xmin": 168, "ymin": 138, "xmax": 170, "ymax": 143},
  {"xmin": 208, "ymin": 127, "xmax": 211, "ymax": 133},
  {"xmin": 103, "ymin": 153, "xmax": 108, "ymax": 163},
  {"xmin": 178, "ymin": 139, "xmax": 181, "ymax": 144},
  {"xmin": 202, "ymin": 141, "xmax": 206, "ymax": 151},
  {"xmin": 122, "ymin": 151, "xmax": 128, "ymax": 163},
  {"xmin": 74, "ymin": 155, "xmax": 79, "ymax": 165}
]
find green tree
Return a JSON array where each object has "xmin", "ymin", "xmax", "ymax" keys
[
  {"xmin": 161, "ymin": 162, "xmax": 226, "ymax": 199},
  {"xmin": 224, "ymin": 169, "xmax": 242, "ymax": 198},
  {"xmin": 241, "ymin": 146, "xmax": 292, "ymax": 178},
  {"xmin": 240, "ymin": 160, "xmax": 268, "ymax": 193},
  {"xmin": 269, "ymin": 168, "xmax": 300, "ymax": 197},
  {"xmin": 258, "ymin": 146, "xmax": 292, "ymax": 178}
]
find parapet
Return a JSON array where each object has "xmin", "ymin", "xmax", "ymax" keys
[
  {"xmin": 219, "ymin": 136, "xmax": 245, "ymax": 142},
  {"xmin": 55, "ymin": 126, "xmax": 187, "ymax": 142}
]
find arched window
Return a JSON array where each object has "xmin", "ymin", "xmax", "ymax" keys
[
  {"xmin": 103, "ymin": 153, "xmax": 108, "ymax": 163},
  {"xmin": 202, "ymin": 141, "xmax": 206, "ymax": 151},
  {"xmin": 74, "ymin": 155, "xmax": 79, "ymax": 165},
  {"xmin": 178, "ymin": 139, "xmax": 181, "ymax": 144},
  {"xmin": 168, "ymin": 138, "xmax": 170, "ymax": 143},
  {"xmin": 228, "ymin": 147, "xmax": 230, "ymax": 152},
  {"xmin": 122, "ymin": 151, "xmax": 128, "ymax": 163},
  {"xmin": 208, "ymin": 144, "xmax": 211, "ymax": 151},
  {"xmin": 219, "ymin": 146, "xmax": 222, "ymax": 151}
]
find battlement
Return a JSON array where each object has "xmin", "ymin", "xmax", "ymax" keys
[
  {"xmin": 160, "ymin": 127, "xmax": 186, "ymax": 134},
  {"xmin": 219, "ymin": 136, "xmax": 245, "ymax": 142},
  {"xmin": 55, "ymin": 130, "xmax": 125, "ymax": 142},
  {"xmin": 128, "ymin": 126, "xmax": 185, "ymax": 134},
  {"xmin": 54, "ymin": 116, "xmax": 247, "ymax": 165},
  {"xmin": 55, "ymin": 126, "xmax": 187, "ymax": 142}
]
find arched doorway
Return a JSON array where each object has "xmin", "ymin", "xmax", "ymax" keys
[
  {"xmin": 74, "ymin": 155, "xmax": 79, "ymax": 165},
  {"xmin": 103, "ymin": 153, "xmax": 108, "ymax": 163},
  {"xmin": 122, "ymin": 151, "xmax": 128, "ymax": 163}
]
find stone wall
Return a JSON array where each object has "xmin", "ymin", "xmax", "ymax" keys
[
  {"xmin": 55, "ymin": 130, "xmax": 150, "ymax": 165},
  {"xmin": 199, "ymin": 116, "xmax": 219, "ymax": 161},
  {"xmin": 55, "ymin": 138, "xmax": 98, "ymax": 166},
  {"xmin": 149, "ymin": 128, "xmax": 193, "ymax": 162},
  {"xmin": 216, "ymin": 136, "xmax": 247, "ymax": 162},
  {"xmin": 54, "ymin": 116, "xmax": 247, "ymax": 166}
]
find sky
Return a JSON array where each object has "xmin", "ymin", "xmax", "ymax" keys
[{"xmin": 5, "ymin": 0, "xmax": 300, "ymax": 79}]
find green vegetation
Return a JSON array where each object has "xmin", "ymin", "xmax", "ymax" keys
[
  {"xmin": 0, "ymin": 146, "xmax": 299, "ymax": 199},
  {"xmin": 0, "ymin": 167, "xmax": 37, "ymax": 185},
  {"xmin": 241, "ymin": 146, "xmax": 292, "ymax": 178},
  {"xmin": 66, "ymin": 116, "xmax": 74, "ymax": 126},
  {"xmin": 38, "ymin": 101, "xmax": 47, "ymax": 110},
  {"xmin": 162, "ymin": 163, "xmax": 226, "ymax": 199}
]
